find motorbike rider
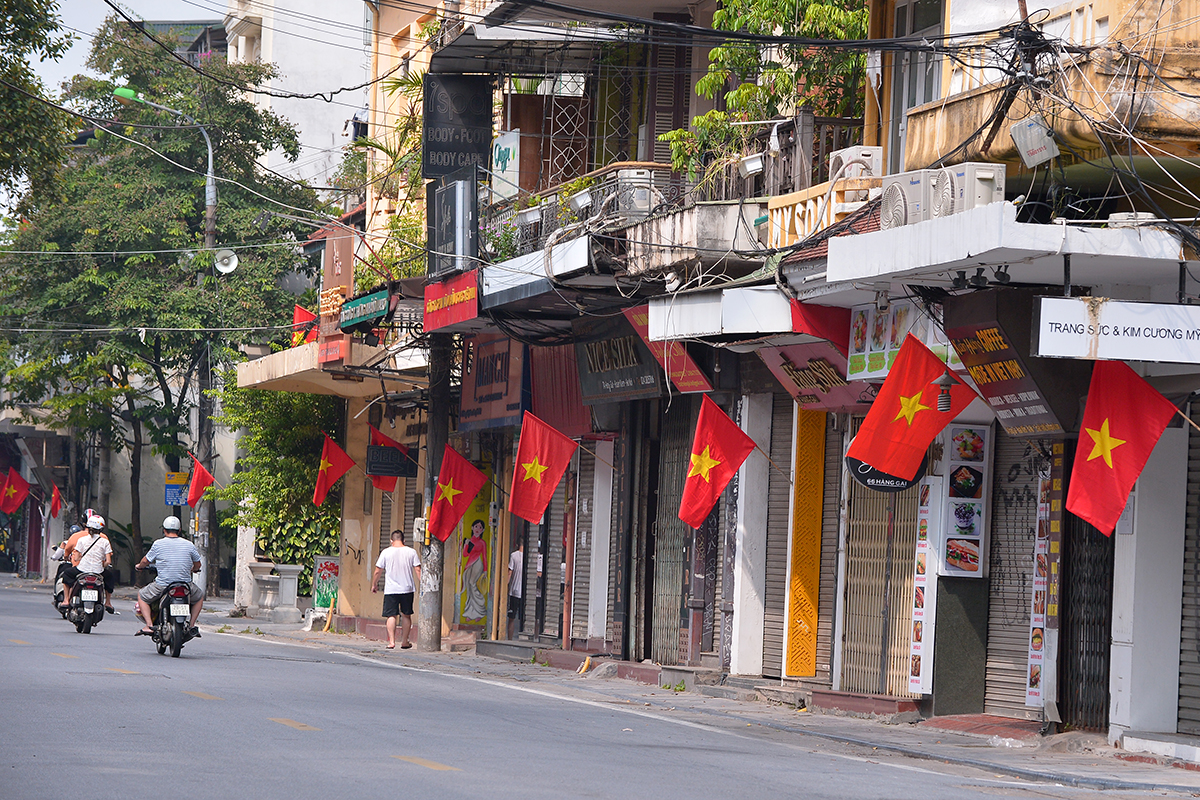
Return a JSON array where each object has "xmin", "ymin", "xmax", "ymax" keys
[
  {"xmin": 134, "ymin": 516, "xmax": 204, "ymax": 637},
  {"xmin": 49, "ymin": 524, "xmax": 82, "ymax": 608},
  {"xmin": 62, "ymin": 516, "xmax": 114, "ymax": 612}
]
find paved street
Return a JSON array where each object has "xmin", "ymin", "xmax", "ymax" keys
[{"xmin": 1, "ymin": 582, "xmax": 1196, "ymax": 799}]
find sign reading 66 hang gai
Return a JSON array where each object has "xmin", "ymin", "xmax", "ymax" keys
[{"xmin": 1034, "ymin": 296, "xmax": 1200, "ymax": 364}]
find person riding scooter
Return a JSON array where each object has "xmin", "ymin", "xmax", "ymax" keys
[
  {"xmin": 50, "ymin": 525, "xmax": 82, "ymax": 610},
  {"xmin": 61, "ymin": 516, "xmax": 113, "ymax": 612},
  {"xmin": 135, "ymin": 516, "xmax": 204, "ymax": 637}
]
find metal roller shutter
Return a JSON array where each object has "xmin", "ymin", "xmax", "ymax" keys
[
  {"xmin": 1180, "ymin": 405, "xmax": 1200, "ymax": 733},
  {"xmin": 815, "ymin": 417, "xmax": 844, "ymax": 686},
  {"xmin": 651, "ymin": 396, "xmax": 697, "ymax": 666},
  {"xmin": 762, "ymin": 393, "xmax": 794, "ymax": 678},
  {"xmin": 572, "ymin": 451, "xmax": 596, "ymax": 640},
  {"xmin": 543, "ymin": 476, "xmax": 569, "ymax": 638},
  {"xmin": 377, "ymin": 490, "xmax": 393, "ymax": 553},
  {"xmin": 607, "ymin": 436, "xmax": 621, "ymax": 649},
  {"xmin": 985, "ymin": 432, "xmax": 1048, "ymax": 719}
]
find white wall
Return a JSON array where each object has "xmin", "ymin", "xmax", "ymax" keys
[
  {"xmin": 1108, "ymin": 426, "xmax": 1188, "ymax": 743},
  {"xmin": 730, "ymin": 393, "xmax": 772, "ymax": 676}
]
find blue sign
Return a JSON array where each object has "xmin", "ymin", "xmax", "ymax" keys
[{"xmin": 165, "ymin": 472, "xmax": 188, "ymax": 506}]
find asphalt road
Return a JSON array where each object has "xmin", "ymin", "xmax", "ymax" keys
[{"xmin": 0, "ymin": 586, "xmax": 1180, "ymax": 799}]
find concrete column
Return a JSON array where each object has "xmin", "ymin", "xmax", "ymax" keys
[
  {"xmin": 588, "ymin": 440, "xmax": 614, "ymax": 641},
  {"xmin": 1108, "ymin": 427, "xmax": 1187, "ymax": 744},
  {"xmin": 338, "ymin": 398, "xmax": 375, "ymax": 618},
  {"xmin": 271, "ymin": 564, "xmax": 303, "ymax": 624},
  {"xmin": 233, "ymin": 517, "xmax": 256, "ymax": 610},
  {"xmin": 730, "ymin": 393, "xmax": 772, "ymax": 676}
]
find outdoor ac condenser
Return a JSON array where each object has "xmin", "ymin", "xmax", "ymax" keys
[
  {"xmin": 931, "ymin": 162, "xmax": 1006, "ymax": 218},
  {"xmin": 828, "ymin": 145, "xmax": 883, "ymax": 179},
  {"xmin": 617, "ymin": 169, "xmax": 653, "ymax": 218},
  {"xmin": 880, "ymin": 169, "xmax": 936, "ymax": 230}
]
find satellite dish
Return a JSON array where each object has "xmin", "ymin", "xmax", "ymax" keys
[{"xmin": 214, "ymin": 249, "xmax": 239, "ymax": 274}]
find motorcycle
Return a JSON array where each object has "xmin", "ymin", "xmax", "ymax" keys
[
  {"xmin": 141, "ymin": 581, "xmax": 198, "ymax": 658},
  {"xmin": 66, "ymin": 573, "xmax": 106, "ymax": 634},
  {"xmin": 53, "ymin": 569, "xmax": 68, "ymax": 619}
]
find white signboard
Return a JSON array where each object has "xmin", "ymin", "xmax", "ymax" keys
[
  {"xmin": 1035, "ymin": 296, "xmax": 1200, "ymax": 364},
  {"xmin": 491, "ymin": 130, "xmax": 520, "ymax": 201},
  {"xmin": 846, "ymin": 300, "xmax": 961, "ymax": 381}
]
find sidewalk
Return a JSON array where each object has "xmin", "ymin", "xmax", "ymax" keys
[{"xmin": 14, "ymin": 576, "xmax": 1200, "ymax": 793}]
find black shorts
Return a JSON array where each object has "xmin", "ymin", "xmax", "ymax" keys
[
  {"xmin": 64, "ymin": 565, "xmax": 114, "ymax": 592},
  {"xmin": 102, "ymin": 565, "xmax": 116, "ymax": 593},
  {"xmin": 383, "ymin": 592, "xmax": 414, "ymax": 618},
  {"xmin": 507, "ymin": 595, "xmax": 524, "ymax": 621}
]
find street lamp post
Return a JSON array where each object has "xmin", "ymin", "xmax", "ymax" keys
[{"xmin": 114, "ymin": 87, "xmax": 219, "ymax": 594}]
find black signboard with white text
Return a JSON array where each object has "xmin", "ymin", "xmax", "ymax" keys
[
  {"xmin": 845, "ymin": 454, "xmax": 927, "ymax": 492},
  {"xmin": 572, "ymin": 316, "xmax": 662, "ymax": 405},
  {"xmin": 365, "ymin": 445, "xmax": 418, "ymax": 478},
  {"xmin": 422, "ymin": 74, "xmax": 492, "ymax": 179}
]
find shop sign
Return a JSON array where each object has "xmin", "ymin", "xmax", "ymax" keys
[
  {"xmin": 758, "ymin": 342, "xmax": 873, "ymax": 411},
  {"xmin": 1034, "ymin": 296, "xmax": 1200, "ymax": 364},
  {"xmin": 573, "ymin": 316, "xmax": 661, "ymax": 404},
  {"xmin": 940, "ymin": 425, "xmax": 990, "ymax": 579},
  {"xmin": 424, "ymin": 270, "xmax": 478, "ymax": 331},
  {"xmin": 339, "ymin": 288, "xmax": 390, "ymax": 333},
  {"xmin": 908, "ymin": 477, "xmax": 940, "ymax": 695},
  {"xmin": 623, "ymin": 305, "xmax": 712, "ymax": 394},
  {"xmin": 1025, "ymin": 463, "xmax": 1052, "ymax": 705},
  {"xmin": 491, "ymin": 131, "xmax": 520, "ymax": 201},
  {"xmin": 847, "ymin": 299, "xmax": 961, "ymax": 380},
  {"xmin": 845, "ymin": 453, "xmax": 927, "ymax": 492},
  {"xmin": 365, "ymin": 445, "xmax": 418, "ymax": 478},
  {"xmin": 459, "ymin": 334, "xmax": 528, "ymax": 431},
  {"xmin": 318, "ymin": 335, "xmax": 347, "ymax": 364},
  {"xmin": 421, "ymin": 74, "xmax": 491, "ymax": 179}
]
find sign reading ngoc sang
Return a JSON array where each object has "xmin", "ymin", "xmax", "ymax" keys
[{"xmin": 1034, "ymin": 296, "xmax": 1200, "ymax": 364}]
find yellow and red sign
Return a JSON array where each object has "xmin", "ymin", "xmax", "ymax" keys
[
  {"xmin": 425, "ymin": 270, "xmax": 479, "ymax": 331},
  {"xmin": 623, "ymin": 305, "xmax": 713, "ymax": 394}
]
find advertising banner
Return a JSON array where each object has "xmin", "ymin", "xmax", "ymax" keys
[{"xmin": 425, "ymin": 269, "xmax": 478, "ymax": 332}]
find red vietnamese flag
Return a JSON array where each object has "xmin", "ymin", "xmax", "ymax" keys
[
  {"xmin": 679, "ymin": 395, "xmax": 757, "ymax": 528},
  {"xmin": 369, "ymin": 425, "xmax": 409, "ymax": 493},
  {"xmin": 0, "ymin": 467, "xmax": 30, "ymax": 515},
  {"xmin": 509, "ymin": 412, "xmax": 579, "ymax": 523},
  {"xmin": 846, "ymin": 334, "xmax": 977, "ymax": 481},
  {"xmin": 187, "ymin": 452, "xmax": 215, "ymax": 508},
  {"xmin": 1066, "ymin": 361, "xmax": 1177, "ymax": 535},
  {"xmin": 292, "ymin": 305, "xmax": 318, "ymax": 346},
  {"xmin": 428, "ymin": 445, "xmax": 488, "ymax": 542},
  {"xmin": 50, "ymin": 484, "xmax": 62, "ymax": 518},
  {"xmin": 313, "ymin": 434, "xmax": 356, "ymax": 506}
]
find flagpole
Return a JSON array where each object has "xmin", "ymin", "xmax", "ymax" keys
[
  {"xmin": 1176, "ymin": 407, "xmax": 1200, "ymax": 434},
  {"xmin": 575, "ymin": 441, "xmax": 615, "ymax": 471},
  {"xmin": 752, "ymin": 441, "xmax": 792, "ymax": 484},
  {"xmin": 187, "ymin": 451, "xmax": 227, "ymax": 490}
]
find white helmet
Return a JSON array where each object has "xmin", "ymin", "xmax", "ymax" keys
[
  {"xmin": 162, "ymin": 515, "xmax": 181, "ymax": 531},
  {"xmin": 86, "ymin": 515, "xmax": 105, "ymax": 530}
]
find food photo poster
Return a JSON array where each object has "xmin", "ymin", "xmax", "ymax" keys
[{"xmin": 942, "ymin": 426, "xmax": 990, "ymax": 578}]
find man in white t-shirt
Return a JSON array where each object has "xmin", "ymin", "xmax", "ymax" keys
[
  {"xmin": 506, "ymin": 541, "xmax": 524, "ymax": 639},
  {"xmin": 372, "ymin": 529, "xmax": 421, "ymax": 649},
  {"xmin": 63, "ymin": 516, "xmax": 113, "ymax": 611}
]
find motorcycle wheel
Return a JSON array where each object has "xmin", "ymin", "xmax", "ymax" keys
[
  {"xmin": 169, "ymin": 620, "xmax": 184, "ymax": 658},
  {"xmin": 80, "ymin": 613, "xmax": 92, "ymax": 634}
]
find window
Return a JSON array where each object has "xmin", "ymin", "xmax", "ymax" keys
[{"xmin": 888, "ymin": 0, "xmax": 945, "ymax": 172}]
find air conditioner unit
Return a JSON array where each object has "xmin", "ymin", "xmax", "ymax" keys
[
  {"xmin": 880, "ymin": 169, "xmax": 936, "ymax": 230},
  {"xmin": 617, "ymin": 168, "xmax": 653, "ymax": 219},
  {"xmin": 828, "ymin": 145, "xmax": 883, "ymax": 179},
  {"xmin": 931, "ymin": 162, "xmax": 1006, "ymax": 218}
]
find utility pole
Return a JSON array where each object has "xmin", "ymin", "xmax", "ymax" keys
[{"xmin": 418, "ymin": 331, "xmax": 452, "ymax": 652}]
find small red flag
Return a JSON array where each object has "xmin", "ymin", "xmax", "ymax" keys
[
  {"xmin": 679, "ymin": 395, "xmax": 757, "ymax": 528},
  {"xmin": 1066, "ymin": 361, "xmax": 1177, "ymax": 535},
  {"xmin": 509, "ymin": 412, "xmax": 579, "ymax": 523},
  {"xmin": 50, "ymin": 484, "xmax": 62, "ymax": 518},
  {"xmin": 846, "ymin": 335, "xmax": 977, "ymax": 481},
  {"xmin": 187, "ymin": 452, "xmax": 215, "ymax": 508},
  {"xmin": 292, "ymin": 304, "xmax": 318, "ymax": 346},
  {"xmin": 0, "ymin": 467, "xmax": 30, "ymax": 515},
  {"xmin": 427, "ymin": 445, "xmax": 488, "ymax": 542},
  {"xmin": 369, "ymin": 425, "xmax": 409, "ymax": 493},
  {"xmin": 313, "ymin": 434, "xmax": 356, "ymax": 506}
]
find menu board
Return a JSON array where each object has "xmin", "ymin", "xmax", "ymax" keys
[
  {"xmin": 847, "ymin": 300, "xmax": 961, "ymax": 381},
  {"xmin": 1025, "ymin": 465, "xmax": 1052, "ymax": 706},
  {"xmin": 942, "ymin": 425, "xmax": 990, "ymax": 578},
  {"xmin": 908, "ymin": 478, "xmax": 940, "ymax": 694}
]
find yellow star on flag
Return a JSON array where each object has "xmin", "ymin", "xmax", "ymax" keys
[
  {"xmin": 688, "ymin": 446, "xmax": 721, "ymax": 482},
  {"xmin": 895, "ymin": 392, "xmax": 930, "ymax": 426},
  {"xmin": 521, "ymin": 456, "xmax": 549, "ymax": 483},
  {"xmin": 2, "ymin": 486, "xmax": 13, "ymax": 499},
  {"xmin": 437, "ymin": 478, "xmax": 463, "ymax": 505},
  {"xmin": 1084, "ymin": 418, "xmax": 1126, "ymax": 468},
  {"xmin": 317, "ymin": 457, "xmax": 332, "ymax": 474}
]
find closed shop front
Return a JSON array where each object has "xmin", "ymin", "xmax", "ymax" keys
[
  {"xmin": 762, "ymin": 393, "xmax": 795, "ymax": 678},
  {"xmin": 1180, "ymin": 404, "xmax": 1200, "ymax": 733},
  {"xmin": 650, "ymin": 396, "xmax": 698, "ymax": 666},
  {"xmin": 985, "ymin": 432, "xmax": 1051, "ymax": 719}
]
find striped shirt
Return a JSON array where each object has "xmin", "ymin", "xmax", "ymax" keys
[{"xmin": 145, "ymin": 535, "xmax": 201, "ymax": 585}]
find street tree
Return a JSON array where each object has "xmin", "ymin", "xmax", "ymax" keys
[
  {"xmin": 0, "ymin": 17, "xmax": 325, "ymax": 563},
  {"xmin": 0, "ymin": 0, "xmax": 73, "ymax": 201}
]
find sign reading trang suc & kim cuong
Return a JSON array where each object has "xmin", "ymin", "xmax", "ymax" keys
[{"xmin": 1034, "ymin": 296, "xmax": 1200, "ymax": 364}]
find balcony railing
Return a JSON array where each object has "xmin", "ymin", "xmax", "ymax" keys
[
  {"xmin": 765, "ymin": 177, "xmax": 881, "ymax": 249},
  {"xmin": 480, "ymin": 162, "xmax": 686, "ymax": 262}
]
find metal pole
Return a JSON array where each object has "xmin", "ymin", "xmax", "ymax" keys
[
  {"xmin": 418, "ymin": 331, "xmax": 453, "ymax": 652},
  {"xmin": 1063, "ymin": 253, "xmax": 1071, "ymax": 297}
]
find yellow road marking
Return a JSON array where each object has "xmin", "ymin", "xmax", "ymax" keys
[
  {"xmin": 106, "ymin": 668, "xmax": 139, "ymax": 675},
  {"xmin": 182, "ymin": 691, "xmax": 222, "ymax": 700},
  {"xmin": 50, "ymin": 652, "xmax": 79, "ymax": 659},
  {"xmin": 392, "ymin": 756, "xmax": 459, "ymax": 771},
  {"xmin": 8, "ymin": 639, "xmax": 30, "ymax": 645},
  {"xmin": 269, "ymin": 718, "xmax": 320, "ymax": 731}
]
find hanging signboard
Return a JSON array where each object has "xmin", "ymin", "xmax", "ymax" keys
[
  {"xmin": 573, "ymin": 315, "xmax": 662, "ymax": 405},
  {"xmin": 623, "ymin": 305, "xmax": 713, "ymax": 394},
  {"xmin": 459, "ymin": 334, "xmax": 529, "ymax": 431},
  {"xmin": 1034, "ymin": 295, "xmax": 1200, "ymax": 364},
  {"xmin": 845, "ymin": 453, "xmax": 927, "ymax": 492},
  {"xmin": 339, "ymin": 288, "xmax": 391, "ymax": 333},
  {"xmin": 365, "ymin": 445, "xmax": 418, "ymax": 478},
  {"xmin": 424, "ymin": 269, "xmax": 478, "ymax": 332},
  {"xmin": 491, "ymin": 131, "xmax": 520, "ymax": 201},
  {"xmin": 847, "ymin": 299, "xmax": 961, "ymax": 381},
  {"xmin": 758, "ymin": 341, "xmax": 873, "ymax": 412},
  {"xmin": 422, "ymin": 75, "xmax": 492, "ymax": 179}
]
